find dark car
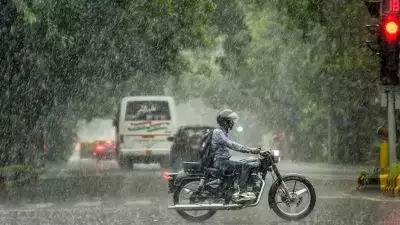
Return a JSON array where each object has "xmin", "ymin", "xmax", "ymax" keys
[{"xmin": 167, "ymin": 125, "xmax": 214, "ymax": 171}]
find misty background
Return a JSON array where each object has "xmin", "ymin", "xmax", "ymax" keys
[{"xmin": 1, "ymin": 0, "xmax": 389, "ymax": 168}]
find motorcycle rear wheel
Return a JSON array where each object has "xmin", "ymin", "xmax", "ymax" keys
[{"xmin": 173, "ymin": 179, "xmax": 217, "ymax": 222}]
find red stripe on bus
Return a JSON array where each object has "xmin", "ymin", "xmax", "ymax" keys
[
  {"xmin": 131, "ymin": 121, "xmax": 151, "ymax": 126},
  {"xmin": 151, "ymin": 122, "xmax": 170, "ymax": 126},
  {"xmin": 129, "ymin": 121, "xmax": 170, "ymax": 126}
]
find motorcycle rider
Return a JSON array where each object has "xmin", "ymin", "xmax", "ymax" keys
[{"xmin": 211, "ymin": 109, "xmax": 261, "ymax": 202}]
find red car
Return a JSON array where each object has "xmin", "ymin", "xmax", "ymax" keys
[{"xmin": 92, "ymin": 140, "xmax": 116, "ymax": 160}]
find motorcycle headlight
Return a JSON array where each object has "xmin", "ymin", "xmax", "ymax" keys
[{"xmin": 271, "ymin": 150, "xmax": 280, "ymax": 163}]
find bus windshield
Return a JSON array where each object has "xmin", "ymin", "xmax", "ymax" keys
[{"xmin": 125, "ymin": 101, "xmax": 171, "ymax": 121}]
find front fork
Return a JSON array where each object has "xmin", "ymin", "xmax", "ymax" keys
[{"xmin": 271, "ymin": 164, "xmax": 293, "ymax": 200}]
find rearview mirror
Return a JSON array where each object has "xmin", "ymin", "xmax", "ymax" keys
[{"xmin": 167, "ymin": 136, "xmax": 174, "ymax": 142}]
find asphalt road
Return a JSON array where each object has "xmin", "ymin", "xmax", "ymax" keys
[{"xmin": 1, "ymin": 152, "xmax": 399, "ymax": 225}]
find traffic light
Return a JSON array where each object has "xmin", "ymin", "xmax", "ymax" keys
[
  {"xmin": 365, "ymin": 0, "xmax": 400, "ymax": 85},
  {"xmin": 381, "ymin": 15, "xmax": 400, "ymax": 45},
  {"xmin": 364, "ymin": 0, "xmax": 381, "ymax": 18},
  {"xmin": 379, "ymin": 14, "xmax": 400, "ymax": 85}
]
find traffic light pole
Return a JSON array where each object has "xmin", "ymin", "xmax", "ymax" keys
[
  {"xmin": 364, "ymin": 0, "xmax": 399, "ymax": 166},
  {"xmin": 386, "ymin": 86, "xmax": 398, "ymax": 166}
]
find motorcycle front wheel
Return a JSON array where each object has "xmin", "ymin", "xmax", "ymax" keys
[
  {"xmin": 268, "ymin": 175, "xmax": 316, "ymax": 221},
  {"xmin": 173, "ymin": 179, "xmax": 217, "ymax": 222}
]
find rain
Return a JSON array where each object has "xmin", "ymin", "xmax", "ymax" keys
[{"xmin": 1, "ymin": 0, "xmax": 400, "ymax": 225}]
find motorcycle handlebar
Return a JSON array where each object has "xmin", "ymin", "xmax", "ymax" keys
[
  {"xmin": 249, "ymin": 148, "xmax": 271, "ymax": 155},
  {"xmin": 259, "ymin": 150, "xmax": 270, "ymax": 154}
]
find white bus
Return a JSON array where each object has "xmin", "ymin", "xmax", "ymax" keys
[{"xmin": 113, "ymin": 96, "xmax": 177, "ymax": 169}]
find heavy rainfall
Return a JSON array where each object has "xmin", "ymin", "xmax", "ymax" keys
[{"xmin": 1, "ymin": 0, "xmax": 400, "ymax": 225}]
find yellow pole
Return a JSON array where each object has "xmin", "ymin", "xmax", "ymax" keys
[
  {"xmin": 378, "ymin": 125, "xmax": 390, "ymax": 191},
  {"xmin": 380, "ymin": 140, "xmax": 389, "ymax": 191},
  {"xmin": 380, "ymin": 141, "xmax": 389, "ymax": 171}
]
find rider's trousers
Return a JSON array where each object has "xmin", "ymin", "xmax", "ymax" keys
[{"xmin": 214, "ymin": 158, "xmax": 253, "ymax": 192}]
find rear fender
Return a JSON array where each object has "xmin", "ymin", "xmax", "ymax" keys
[
  {"xmin": 175, "ymin": 175, "xmax": 204, "ymax": 187},
  {"xmin": 170, "ymin": 173, "xmax": 204, "ymax": 193}
]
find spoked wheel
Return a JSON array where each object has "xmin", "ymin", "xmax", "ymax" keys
[
  {"xmin": 173, "ymin": 180, "xmax": 217, "ymax": 222},
  {"xmin": 268, "ymin": 175, "xmax": 316, "ymax": 221}
]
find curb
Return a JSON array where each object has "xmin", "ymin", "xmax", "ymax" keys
[
  {"xmin": 383, "ymin": 174, "xmax": 400, "ymax": 196},
  {"xmin": 357, "ymin": 172, "xmax": 400, "ymax": 197}
]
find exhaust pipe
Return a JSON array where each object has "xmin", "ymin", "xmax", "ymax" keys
[
  {"xmin": 168, "ymin": 178, "xmax": 266, "ymax": 211},
  {"xmin": 168, "ymin": 203, "xmax": 243, "ymax": 211}
]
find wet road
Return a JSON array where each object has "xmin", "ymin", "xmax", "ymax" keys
[
  {"xmin": 1, "ymin": 152, "xmax": 399, "ymax": 225},
  {"xmin": 1, "ymin": 197, "xmax": 399, "ymax": 225}
]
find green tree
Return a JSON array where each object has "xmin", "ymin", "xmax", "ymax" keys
[
  {"xmin": 172, "ymin": 0, "xmax": 385, "ymax": 164},
  {"xmin": 0, "ymin": 0, "xmax": 217, "ymax": 166}
]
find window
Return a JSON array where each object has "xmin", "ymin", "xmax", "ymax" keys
[
  {"xmin": 125, "ymin": 101, "xmax": 171, "ymax": 121},
  {"xmin": 183, "ymin": 127, "xmax": 213, "ymax": 138}
]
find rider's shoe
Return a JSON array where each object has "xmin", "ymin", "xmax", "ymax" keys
[
  {"xmin": 232, "ymin": 192, "xmax": 255, "ymax": 203},
  {"xmin": 244, "ymin": 192, "xmax": 257, "ymax": 200}
]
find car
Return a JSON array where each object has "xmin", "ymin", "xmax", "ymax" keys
[
  {"xmin": 79, "ymin": 141, "xmax": 96, "ymax": 159},
  {"xmin": 92, "ymin": 140, "xmax": 116, "ymax": 160},
  {"xmin": 167, "ymin": 125, "xmax": 214, "ymax": 171}
]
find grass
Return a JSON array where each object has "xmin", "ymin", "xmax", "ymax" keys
[
  {"xmin": 0, "ymin": 164, "xmax": 47, "ymax": 186},
  {"xmin": 388, "ymin": 162, "xmax": 400, "ymax": 179}
]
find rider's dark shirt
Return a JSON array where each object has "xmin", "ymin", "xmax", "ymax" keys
[{"xmin": 211, "ymin": 126, "xmax": 249, "ymax": 161}]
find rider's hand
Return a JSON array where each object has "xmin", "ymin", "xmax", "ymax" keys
[{"xmin": 248, "ymin": 147, "xmax": 261, "ymax": 154}]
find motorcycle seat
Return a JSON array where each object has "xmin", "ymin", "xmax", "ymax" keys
[
  {"xmin": 204, "ymin": 167, "xmax": 219, "ymax": 173},
  {"xmin": 182, "ymin": 162, "xmax": 201, "ymax": 171}
]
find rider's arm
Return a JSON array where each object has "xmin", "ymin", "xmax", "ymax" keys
[{"xmin": 213, "ymin": 129, "xmax": 250, "ymax": 153}]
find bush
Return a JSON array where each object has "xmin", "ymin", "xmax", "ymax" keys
[
  {"xmin": 388, "ymin": 162, "xmax": 400, "ymax": 179},
  {"xmin": 0, "ymin": 165, "xmax": 45, "ymax": 182}
]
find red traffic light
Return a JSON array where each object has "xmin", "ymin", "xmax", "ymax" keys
[
  {"xmin": 385, "ymin": 21, "xmax": 399, "ymax": 34},
  {"xmin": 382, "ymin": 15, "xmax": 400, "ymax": 45}
]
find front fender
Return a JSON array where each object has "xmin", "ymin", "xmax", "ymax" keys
[
  {"xmin": 269, "ymin": 173, "xmax": 310, "ymax": 192},
  {"xmin": 281, "ymin": 173, "xmax": 308, "ymax": 179}
]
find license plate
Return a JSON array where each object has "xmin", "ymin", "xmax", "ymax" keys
[
  {"xmin": 145, "ymin": 150, "xmax": 152, "ymax": 156},
  {"xmin": 81, "ymin": 142, "xmax": 95, "ymax": 150}
]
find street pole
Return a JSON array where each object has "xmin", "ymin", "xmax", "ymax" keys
[{"xmin": 387, "ymin": 86, "xmax": 398, "ymax": 166}]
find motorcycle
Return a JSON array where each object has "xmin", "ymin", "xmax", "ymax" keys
[{"xmin": 164, "ymin": 148, "xmax": 316, "ymax": 222}]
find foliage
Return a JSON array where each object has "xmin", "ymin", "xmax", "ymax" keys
[
  {"xmin": 171, "ymin": 0, "xmax": 387, "ymax": 164},
  {"xmin": 0, "ymin": 0, "xmax": 217, "ymax": 165},
  {"xmin": 2, "ymin": 0, "xmax": 397, "ymax": 165},
  {"xmin": 389, "ymin": 162, "xmax": 400, "ymax": 179}
]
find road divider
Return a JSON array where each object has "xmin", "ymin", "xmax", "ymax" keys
[{"xmin": 357, "ymin": 163, "xmax": 400, "ymax": 197}]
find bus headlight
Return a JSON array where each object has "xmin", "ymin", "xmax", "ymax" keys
[{"xmin": 271, "ymin": 150, "xmax": 280, "ymax": 164}]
